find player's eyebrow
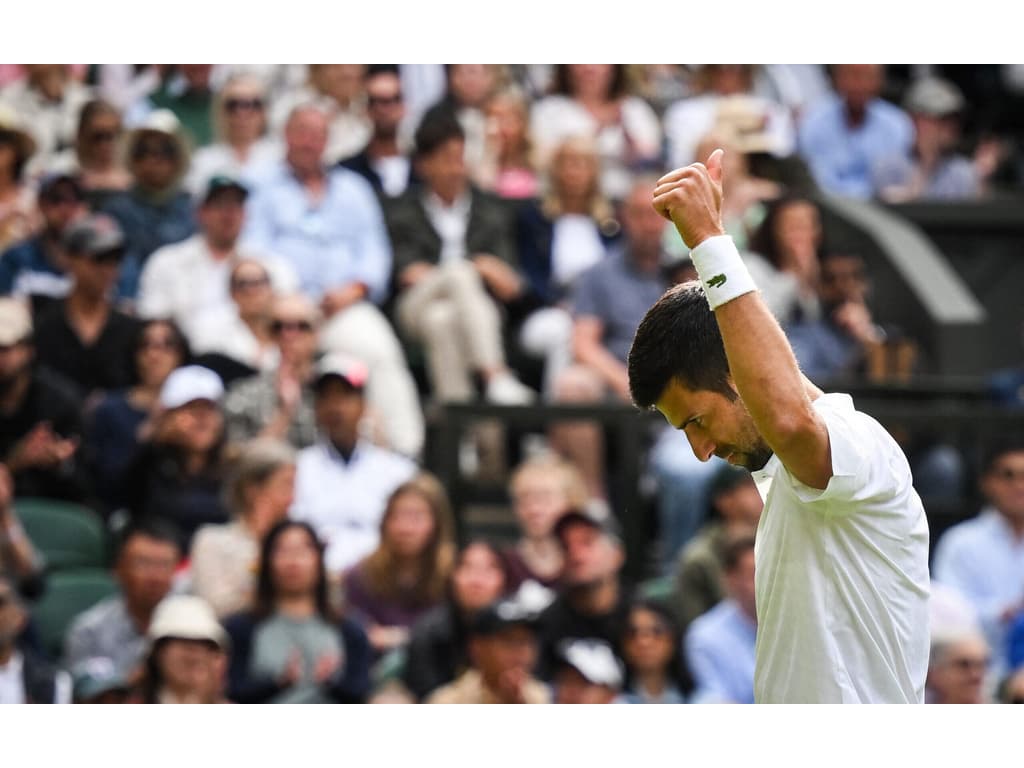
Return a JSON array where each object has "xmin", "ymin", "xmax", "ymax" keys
[{"xmin": 678, "ymin": 414, "xmax": 699, "ymax": 431}]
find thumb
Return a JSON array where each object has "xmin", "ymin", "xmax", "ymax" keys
[{"xmin": 707, "ymin": 148, "xmax": 725, "ymax": 185}]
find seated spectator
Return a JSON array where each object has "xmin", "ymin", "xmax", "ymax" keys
[
  {"xmin": 431, "ymin": 65, "xmax": 504, "ymax": 182},
  {"xmin": 186, "ymin": 73, "xmax": 281, "ymax": 196},
  {"xmin": 290, "ymin": 353, "xmax": 417, "ymax": 577},
  {"xmin": 33, "ymin": 213, "xmax": 138, "ymax": 397},
  {"xmin": 516, "ymin": 136, "xmax": 620, "ymax": 396},
  {"xmin": 552, "ymin": 638, "xmax": 623, "ymax": 704},
  {"xmin": 48, "ymin": 99, "xmax": 132, "ymax": 199},
  {"xmin": 504, "ymin": 454, "xmax": 588, "ymax": 589},
  {"xmin": 926, "ymin": 627, "xmax": 991, "ymax": 704},
  {"xmin": 0, "ymin": 172, "xmax": 86, "ymax": 315},
  {"xmin": 190, "ymin": 439, "xmax": 296, "ymax": 619},
  {"xmin": 475, "ymin": 86, "xmax": 539, "ymax": 200},
  {"xmin": 403, "ymin": 539, "xmax": 513, "ymax": 701},
  {"xmin": 140, "ymin": 65, "xmax": 216, "ymax": 149},
  {"xmin": 0, "ymin": 465, "xmax": 45, "ymax": 599},
  {"xmin": 531, "ymin": 64, "xmax": 662, "ymax": 201},
  {"xmin": 663, "ymin": 64, "xmax": 795, "ymax": 170},
  {"xmin": 0, "ymin": 572, "xmax": 72, "ymax": 703},
  {"xmin": 426, "ymin": 595, "xmax": 549, "ymax": 704},
  {"xmin": 798, "ymin": 64, "xmax": 914, "ymax": 198},
  {"xmin": 70, "ymin": 656, "xmax": 132, "ymax": 703},
  {"xmin": 338, "ymin": 65, "xmax": 418, "ymax": 200},
  {"xmin": 244, "ymin": 103, "xmax": 423, "ymax": 457},
  {"xmin": 0, "ymin": 107, "xmax": 39, "ymax": 253},
  {"xmin": 84, "ymin": 319, "xmax": 189, "ymax": 511},
  {"xmin": 998, "ymin": 667, "xmax": 1024, "ymax": 704},
  {"xmin": 344, "ymin": 472, "xmax": 455, "ymax": 656},
  {"xmin": 0, "ymin": 297, "xmax": 87, "ymax": 501},
  {"xmin": 536, "ymin": 507, "xmax": 630, "ymax": 678},
  {"xmin": 223, "ymin": 520, "xmax": 371, "ymax": 703},
  {"xmin": 189, "ymin": 258, "xmax": 280, "ymax": 375},
  {"xmin": 387, "ymin": 106, "xmax": 534, "ymax": 405},
  {"xmin": 99, "ymin": 109, "xmax": 196, "ymax": 301},
  {"xmin": 615, "ymin": 598, "xmax": 688, "ymax": 704},
  {"xmin": 137, "ymin": 594, "xmax": 230, "ymax": 703},
  {"xmin": 933, "ymin": 439, "xmax": 1024, "ymax": 680},
  {"xmin": 223, "ymin": 293, "xmax": 320, "ymax": 450},
  {"xmin": 138, "ymin": 175, "xmax": 296, "ymax": 347},
  {"xmin": 672, "ymin": 465, "xmax": 763, "ymax": 637},
  {"xmin": 684, "ymin": 535, "xmax": 757, "ymax": 704},
  {"xmin": 876, "ymin": 76, "xmax": 981, "ymax": 202},
  {"xmin": 120, "ymin": 365, "xmax": 229, "ymax": 548},
  {"xmin": 64, "ymin": 520, "xmax": 182, "ymax": 682}
]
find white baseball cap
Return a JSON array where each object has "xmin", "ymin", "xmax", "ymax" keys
[{"xmin": 159, "ymin": 365, "xmax": 224, "ymax": 410}]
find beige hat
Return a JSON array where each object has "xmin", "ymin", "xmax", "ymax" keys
[
  {"xmin": 148, "ymin": 595, "xmax": 229, "ymax": 650},
  {"xmin": 712, "ymin": 95, "xmax": 778, "ymax": 155},
  {"xmin": 125, "ymin": 108, "xmax": 191, "ymax": 181},
  {"xmin": 0, "ymin": 297, "xmax": 32, "ymax": 346}
]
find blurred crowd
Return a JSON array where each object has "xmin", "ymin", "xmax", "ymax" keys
[{"xmin": 1, "ymin": 64, "xmax": 1024, "ymax": 704}]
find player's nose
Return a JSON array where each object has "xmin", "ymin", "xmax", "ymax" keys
[{"xmin": 685, "ymin": 432, "xmax": 716, "ymax": 463}]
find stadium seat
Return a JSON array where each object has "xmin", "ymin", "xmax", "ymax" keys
[
  {"xmin": 14, "ymin": 497, "xmax": 109, "ymax": 571},
  {"xmin": 33, "ymin": 568, "xmax": 119, "ymax": 659}
]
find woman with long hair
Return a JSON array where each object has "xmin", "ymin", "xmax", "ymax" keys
[
  {"xmin": 475, "ymin": 86, "xmax": 539, "ymax": 200},
  {"xmin": 616, "ymin": 598, "xmax": 689, "ymax": 704},
  {"xmin": 65, "ymin": 99, "xmax": 132, "ymax": 197},
  {"xmin": 223, "ymin": 520, "xmax": 371, "ymax": 703},
  {"xmin": 343, "ymin": 472, "xmax": 456, "ymax": 656}
]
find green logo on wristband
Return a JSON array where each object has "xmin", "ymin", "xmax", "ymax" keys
[{"xmin": 708, "ymin": 273, "xmax": 728, "ymax": 288}]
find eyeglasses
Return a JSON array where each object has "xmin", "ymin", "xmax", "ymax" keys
[
  {"xmin": 948, "ymin": 656, "xmax": 989, "ymax": 672},
  {"xmin": 368, "ymin": 93, "xmax": 403, "ymax": 107},
  {"xmin": 87, "ymin": 129, "xmax": 118, "ymax": 144},
  {"xmin": 271, "ymin": 319, "xmax": 314, "ymax": 334},
  {"xmin": 89, "ymin": 248, "xmax": 124, "ymax": 265},
  {"xmin": 132, "ymin": 142, "xmax": 178, "ymax": 162},
  {"xmin": 225, "ymin": 97, "xmax": 264, "ymax": 113},
  {"xmin": 231, "ymin": 275, "xmax": 270, "ymax": 291}
]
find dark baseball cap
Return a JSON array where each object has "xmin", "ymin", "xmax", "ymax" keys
[
  {"xmin": 64, "ymin": 213, "xmax": 125, "ymax": 256},
  {"xmin": 202, "ymin": 174, "xmax": 248, "ymax": 204},
  {"xmin": 554, "ymin": 504, "xmax": 623, "ymax": 547},
  {"xmin": 38, "ymin": 173, "xmax": 85, "ymax": 203},
  {"xmin": 470, "ymin": 596, "xmax": 540, "ymax": 637}
]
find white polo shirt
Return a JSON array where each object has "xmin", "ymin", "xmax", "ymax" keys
[{"xmin": 752, "ymin": 393, "xmax": 930, "ymax": 703}]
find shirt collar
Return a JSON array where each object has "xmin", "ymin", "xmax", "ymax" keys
[
  {"xmin": 423, "ymin": 189, "xmax": 471, "ymax": 217},
  {"xmin": 0, "ymin": 650, "xmax": 24, "ymax": 675},
  {"xmin": 320, "ymin": 437, "xmax": 365, "ymax": 466}
]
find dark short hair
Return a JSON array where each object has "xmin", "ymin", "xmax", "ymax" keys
[
  {"xmin": 414, "ymin": 105, "xmax": 464, "ymax": 158},
  {"xmin": 721, "ymin": 534, "xmax": 756, "ymax": 573},
  {"xmin": 115, "ymin": 519, "xmax": 183, "ymax": 563},
  {"xmin": 627, "ymin": 281, "xmax": 736, "ymax": 409},
  {"xmin": 366, "ymin": 64, "xmax": 400, "ymax": 79},
  {"xmin": 981, "ymin": 438, "xmax": 1024, "ymax": 475}
]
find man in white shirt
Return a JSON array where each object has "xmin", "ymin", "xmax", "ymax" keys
[
  {"xmin": 628, "ymin": 149, "xmax": 930, "ymax": 703},
  {"xmin": 290, "ymin": 353, "xmax": 417, "ymax": 576},
  {"xmin": 0, "ymin": 574, "xmax": 72, "ymax": 704}
]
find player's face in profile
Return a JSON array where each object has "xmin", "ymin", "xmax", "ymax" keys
[{"xmin": 655, "ymin": 378, "xmax": 773, "ymax": 472}]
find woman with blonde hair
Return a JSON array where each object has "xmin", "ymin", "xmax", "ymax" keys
[
  {"xmin": 475, "ymin": 86, "xmax": 539, "ymax": 200},
  {"xmin": 343, "ymin": 472, "xmax": 456, "ymax": 655}
]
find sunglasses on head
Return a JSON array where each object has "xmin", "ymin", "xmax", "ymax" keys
[
  {"xmin": 271, "ymin": 319, "xmax": 314, "ymax": 334},
  {"xmin": 368, "ymin": 93, "xmax": 403, "ymax": 107},
  {"xmin": 225, "ymin": 97, "xmax": 264, "ymax": 113}
]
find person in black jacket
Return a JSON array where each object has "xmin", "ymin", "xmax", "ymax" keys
[{"xmin": 223, "ymin": 520, "xmax": 370, "ymax": 703}]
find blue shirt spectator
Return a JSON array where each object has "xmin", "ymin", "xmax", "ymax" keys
[{"xmin": 685, "ymin": 599, "xmax": 756, "ymax": 704}]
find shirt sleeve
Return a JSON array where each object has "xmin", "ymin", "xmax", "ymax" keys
[{"xmin": 344, "ymin": 174, "xmax": 392, "ymax": 304}]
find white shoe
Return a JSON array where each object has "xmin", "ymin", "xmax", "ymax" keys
[{"xmin": 485, "ymin": 372, "xmax": 536, "ymax": 405}]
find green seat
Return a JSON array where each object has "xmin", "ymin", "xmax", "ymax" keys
[
  {"xmin": 14, "ymin": 497, "xmax": 109, "ymax": 571},
  {"xmin": 33, "ymin": 568, "xmax": 119, "ymax": 660},
  {"xmin": 637, "ymin": 575, "xmax": 675, "ymax": 604}
]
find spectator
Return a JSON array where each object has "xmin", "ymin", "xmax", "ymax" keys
[
  {"xmin": 0, "ymin": 465, "xmax": 45, "ymax": 600},
  {"xmin": 84, "ymin": 319, "xmax": 189, "ymax": 511},
  {"xmin": 64, "ymin": 520, "xmax": 182, "ymax": 682},
  {"xmin": 339, "ymin": 65, "xmax": 417, "ymax": 200},
  {"xmin": 388, "ymin": 107, "xmax": 534, "ymax": 405},
  {"xmin": 142, "ymin": 65, "xmax": 216, "ymax": 148},
  {"xmin": 684, "ymin": 534, "xmax": 757, "ymax": 704},
  {"xmin": 875, "ymin": 76, "xmax": 981, "ymax": 202},
  {"xmin": 223, "ymin": 520, "xmax": 371, "ymax": 703},
  {"xmin": 190, "ymin": 439, "xmax": 296, "ymax": 619},
  {"xmin": 403, "ymin": 540, "xmax": 513, "ymax": 701},
  {"xmin": 48, "ymin": 99, "xmax": 132, "ymax": 200},
  {"xmin": 536, "ymin": 507, "xmax": 630, "ymax": 678},
  {"xmin": 505, "ymin": 454, "xmax": 588, "ymax": 589},
  {"xmin": 120, "ymin": 365, "xmax": 229, "ymax": 548},
  {"xmin": 0, "ymin": 172, "xmax": 86, "ymax": 315},
  {"xmin": 0, "ymin": 297, "xmax": 86, "ymax": 501},
  {"xmin": 244, "ymin": 104, "xmax": 423, "ymax": 457},
  {"xmin": 475, "ymin": 86, "xmax": 539, "ymax": 200},
  {"xmin": 186, "ymin": 74, "xmax": 281, "ymax": 195},
  {"xmin": 926, "ymin": 628, "xmax": 991, "ymax": 704},
  {"xmin": 552, "ymin": 637, "xmax": 623, "ymax": 704},
  {"xmin": 344, "ymin": 472, "xmax": 456, "ymax": 656},
  {"xmin": 998, "ymin": 667, "xmax": 1024, "ymax": 704},
  {"xmin": 0, "ymin": 572, "xmax": 71, "ymax": 703},
  {"xmin": 70, "ymin": 656, "xmax": 132, "ymax": 703},
  {"xmin": 426, "ymin": 595, "xmax": 549, "ymax": 704},
  {"xmin": 663, "ymin": 64, "xmax": 796, "ymax": 170},
  {"xmin": 0, "ymin": 65, "xmax": 93, "ymax": 174},
  {"xmin": 516, "ymin": 136, "xmax": 621, "ymax": 396},
  {"xmin": 99, "ymin": 109, "xmax": 195, "ymax": 301},
  {"xmin": 798, "ymin": 64, "xmax": 914, "ymax": 198},
  {"xmin": 0, "ymin": 107, "xmax": 38, "ymax": 253},
  {"xmin": 433, "ymin": 65, "xmax": 504, "ymax": 182},
  {"xmin": 33, "ymin": 213, "xmax": 138, "ymax": 397},
  {"xmin": 933, "ymin": 439, "xmax": 1024, "ymax": 678},
  {"xmin": 615, "ymin": 598, "xmax": 688, "ymax": 704},
  {"xmin": 222, "ymin": 293, "xmax": 320, "ymax": 450},
  {"xmin": 137, "ymin": 594, "xmax": 230, "ymax": 703},
  {"xmin": 137, "ymin": 175, "xmax": 296, "ymax": 346},
  {"xmin": 290, "ymin": 353, "xmax": 417, "ymax": 577},
  {"xmin": 672, "ymin": 465, "xmax": 763, "ymax": 637},
  {"xmin": 531, "ymin": 65, "xmax": 662, "ymax": 201}
]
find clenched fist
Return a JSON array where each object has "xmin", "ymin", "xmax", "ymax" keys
[{"xmin": 652, "ymin": 148, "xmax": 727, "ymax": 250}]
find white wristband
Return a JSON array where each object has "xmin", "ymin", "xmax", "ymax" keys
[{"xmin": 690, "ymin": 235, "xmax": 758, "ymax": 310}]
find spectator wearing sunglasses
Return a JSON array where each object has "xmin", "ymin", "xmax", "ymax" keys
[
  {"xmin": 99, "ymin": 109, "xmax": 196, "ymax": 301},
  {"xmin": 616, "ymin": 598, "xmax": 688, "ymax": 704},
  {"xmin": 47, "ymin": 99, "xmax": 132, "ymax": 202},
  {"xmin": 186, "ymin": 74, "xmax": 281, "ymax": 197},
  {"xmin": 33, "ymin": 213, "xmax": 138, "ymax": 397},
  {"xmin": 926, "ymin": 627, "xmax": 991, "ymax": 704}
]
